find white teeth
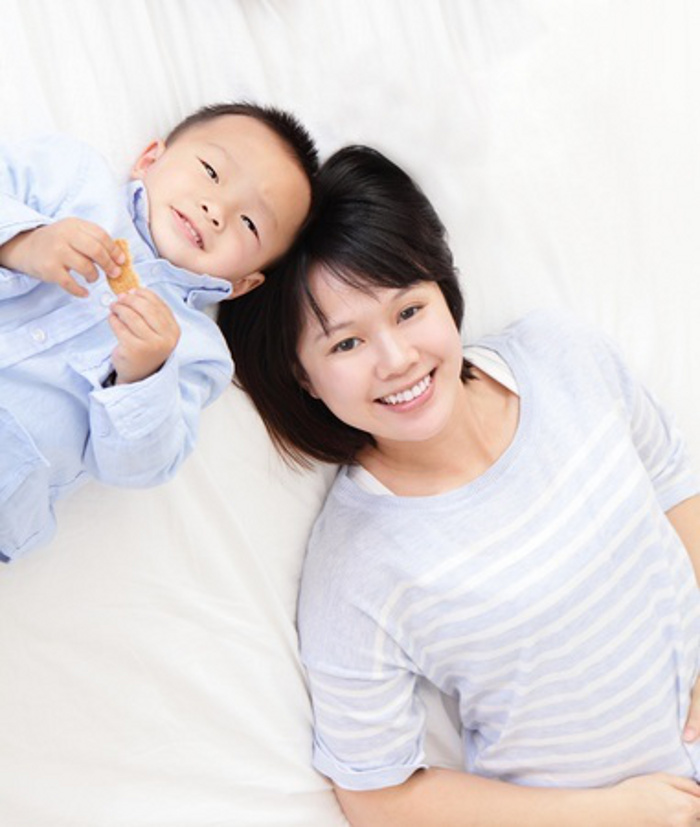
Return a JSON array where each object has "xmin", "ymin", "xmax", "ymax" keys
[
  {"xmin": 381, "ymin": 374, "xmax": 432, "ymax": 405},
  {"xmin": 185, "ymin": 218, "xmax": 202, "ymax": 247},
  {"xmin": 179, "ymin": 212, "xmax": 203, "ymax": 248}
]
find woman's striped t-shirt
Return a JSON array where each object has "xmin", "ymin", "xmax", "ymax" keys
[{"xmin": 298, "ymin": 310, "xmax": 700, "ymax": 791}]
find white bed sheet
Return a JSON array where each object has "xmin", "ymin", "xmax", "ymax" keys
[{"xmin": 1, "ymin": 1, "xmax": 699, "ymax": 825}]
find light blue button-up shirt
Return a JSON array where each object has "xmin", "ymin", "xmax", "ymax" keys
[{"xmin": 0, "ymin": 134, "xmax": 234, "ymax": 561}]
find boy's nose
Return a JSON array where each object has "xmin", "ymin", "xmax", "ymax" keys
[{"xmin": 201, "ymin": 201, "xmax": 222, "ymax": 229}]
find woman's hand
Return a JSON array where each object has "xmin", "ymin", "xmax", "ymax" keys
[
  {"xmin": 604, "ymin": 773, "xmax": 700, "ymax": 826},
  {"xmin": 0, "ymin": 218, "xmax": 125, "ymax": 297},
  {"xmin": 683, "ymin": 675, "xmax": 700, "ymax": 743},
  {"xmin": 108, "ymin": 288, "xmax": 181, "ymax": 384}
]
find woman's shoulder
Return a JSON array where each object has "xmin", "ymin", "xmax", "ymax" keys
[
  {"xmin": 477, "ymin": 307, "xmax": 589, "ymax": 348},
  {"xmin": 307, "ymin": 469, "xmax": 391, "ymax": 557},
  {"xmin": 303, "ymin": 469, "xmax": 422, "ymax": 590},
  {"xmin": 475, "ymin": 307, "xmax": 610, "ymax": 370}
]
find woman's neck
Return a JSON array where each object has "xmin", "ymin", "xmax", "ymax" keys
[{"xmin": 358, "ymin": 370, "xmax": 519, "ymax": 497}]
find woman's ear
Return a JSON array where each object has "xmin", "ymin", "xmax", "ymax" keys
[
  {"xmin": 293, "ymin": 364, "xmax": 319, "ymax": 399},
  {"xmin": 131, "ymin": 140, "xmax": 166, "ymax": 179}
]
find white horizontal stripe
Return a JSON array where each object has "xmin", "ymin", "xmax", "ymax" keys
[
  {"xmin": 431, "ymin": 575, "xmax": 675, "ymax": 686},
  {"xmin": 518, "ymin": 743, "xmax": 690, "ymax": 787},
  {"xmin": 430, "ymin": 550, "xmax": 666, "ymax": 681},
  {"xmin": 321, "ymin": 723, "xmax": 422, "ymax": 764},
  {"xmin": 371, "ymin": 410, "xmax": 622, "ymax": 668},
  {"xmin": 471, "ymin": 618, "xmax": 675, "ymax": 719},
  {"xmin": 500, "ymin": 639, "xmax": 678, "ymax": 735},
  {"xmin": 444, "ymin": 528, "xmax": 657, "ymax": 666},
  {"xmin": 487, "ymin": 676, "xmax": 676, "ymax": 754},
  {"xmin": 309, "ymin": 669, "xmax": 405, "ymax": 700},
  {"xmin": 313, "ymin": 680, "xmax": 414, "ymax": 724},
  {"xmin": 419, "ymin": 476, "xmax": 649, "ymax": 660},
  {"xmin": 388, "ymin": 418, "xmax": 627, "ymax": 647},
  {"xmin": 316, "ymin": 703, "xmax": 416, "ymax": 741},
  {"xmin": 485, "ymin": 715, "xmax": 676, "ymax": 774}
]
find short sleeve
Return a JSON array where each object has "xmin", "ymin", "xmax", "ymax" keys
[
  {"xmin": 303, "ymin": 658, "xmax": 426, "ymax": 791},
  {"xmin": 507, "ymin": 310, "xmax": 700, "ymax": 512},
  {"xmin": 595, "ymin": 330, "xmax": 699, "ymax": 512},
  {"xmin": 298, "ymin": 524, "xmax": 428, "ymax": 790}
]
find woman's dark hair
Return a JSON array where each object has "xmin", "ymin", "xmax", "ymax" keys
[
  {"xmin": 167, "ymin": 101, "xmax": 318, "ymax": 181},
  {"xmin": 218, "ymin": 144, "xmax": 472, "ymax": 467}
]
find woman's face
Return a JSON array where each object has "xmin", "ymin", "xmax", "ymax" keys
[{"xmin": 296, "ymin": 266, "xmax": 465, "ymax": 451}]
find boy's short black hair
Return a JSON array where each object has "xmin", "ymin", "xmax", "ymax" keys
[
  {"xmin": 166, "ymin": 101, "xmax": 319, "ymax": 181},
  {"xmin": 219, "ymin": 144, "xmax": 473, "ymax": 467}
]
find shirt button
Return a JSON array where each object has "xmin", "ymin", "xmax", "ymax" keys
[
  {"xmin": 100, "ymin": 292, "xmax": 113, "ymax": 307},
  {"xmin": 31, "ymin": 327, "xmax": 47, "ymax": 344}
]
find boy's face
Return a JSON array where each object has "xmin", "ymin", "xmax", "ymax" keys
[{"xmin": 131, "ymin": 115, "xmax": 311, "ymax": 296}]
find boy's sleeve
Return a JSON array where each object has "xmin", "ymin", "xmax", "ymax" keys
[
  {"xmin": 0, "ymin": 134, "xmax": 85, "ymax": 299},
  {"xmin": 81, "ymin": 314, "xmax": 233, "ymax": 487}
]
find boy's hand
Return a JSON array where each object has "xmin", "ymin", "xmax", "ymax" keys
[
  {"xmin": 0, "ymin": 218, "xmax": 125, "ymax": 298},
  {"xmin": 108, "ymin": 288, "xmax": 181, "ymax": 385}
]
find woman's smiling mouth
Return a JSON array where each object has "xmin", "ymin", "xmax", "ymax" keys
[{"xmin": 378, "ymin": 372, "xmax": 433, "ymax": 406}]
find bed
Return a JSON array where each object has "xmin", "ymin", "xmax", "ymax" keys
[{"xmin": 1, "ymin": 1, "xmax": 699, "ymax": 824}]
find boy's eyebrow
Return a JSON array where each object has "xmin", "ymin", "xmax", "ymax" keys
[
  {"xmin": 205, "ymin": 141, "xmax": 277, "ymax": 230},
  {"xmin": 312, "ymin": 285, "xmax": 415, "ymax": 343}
]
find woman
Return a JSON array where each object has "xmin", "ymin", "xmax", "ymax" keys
[{"xmin": 220, "ymin": 145, "xmax": 700, "ymax": 825}]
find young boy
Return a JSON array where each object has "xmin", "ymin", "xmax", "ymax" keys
[{"xmin": 0, "ymin": 102, "xmax": 317, "ymax": 562}]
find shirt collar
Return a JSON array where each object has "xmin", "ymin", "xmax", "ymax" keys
[
  {"xmin": 125, "ymin": 180, "xmax": 233, "ymax": 305},
  {"xmin": 127, "ymin": 180, "xmax": 157, "ymax": 255}
]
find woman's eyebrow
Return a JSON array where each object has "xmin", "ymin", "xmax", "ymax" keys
[
  {"xmin": 311, "ymin": 285, "xmax": 418, "ymax": 343},
  {"xmin": 313, "ymin": 316, "xmax": 352, "ymax": 343}
]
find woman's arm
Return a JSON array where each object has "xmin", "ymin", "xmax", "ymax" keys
[
  {"xmin": 666, "ymin": 493, "xmax": 700, "ymax": 745},
  {"xmin": 334, "ymin": 767, "xmax": 700, "ymax": 827},
  {"xmin": 667, "ymin": 494, "xmax": 700, "ymax": 585}
]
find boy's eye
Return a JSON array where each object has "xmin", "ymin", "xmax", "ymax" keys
[
  {"xmin": 331, "ymin": 337, "xmax": 361, "ymax": 354},
  {"xmin": 200, "ymin": 159, "xmax": 218, "ymax": 182},
  {"xmin": 399, "ymin": 304, "xmax": 422, "ymax": 322},
  {"xmin": 242, "ymin": 215, "xmax": 258, "ymax": 237}
]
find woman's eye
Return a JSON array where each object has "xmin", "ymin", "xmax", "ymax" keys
[
  {"xmin": 200, "ymin": 160, "xmax": 218, "ymax": 182},
  {"xmin": 242, "ymin": 215, "xmax": 258, "ymax": 237},
  {"xmin": 331, "ymin": 337, "xmax": 360, "ymax": 354},
  {"xmin": 399, "ymin": 304, "xmax": 421, "ymax": 322}
]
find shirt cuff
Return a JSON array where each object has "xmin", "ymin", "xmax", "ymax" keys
[
  {"xmin": 90, "ymin": 353, "xmax": 180, "ymax": 440},
  {"xmin": 312, "ymin": 741, "xmax": 427, "ymax": 792}
]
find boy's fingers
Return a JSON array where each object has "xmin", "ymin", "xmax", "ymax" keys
[
  {"xmin": 73, "ymin": 230, "xmax": 124, "ymax": 278},
  {"xmin": 57, "ymin": 269, "xmax": 89, "ymax": 298},
  {"xmin": 63, "ymin": 250, "xmax": 100, "ymax": 284},
  {"xmin": 114, "ymin": 290, "xmax": 179, "ymax": 335},
  {"xmin": 110, "ymin": 302, "xmax": 153, "ymax": 339}
]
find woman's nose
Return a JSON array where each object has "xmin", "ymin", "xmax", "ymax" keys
[{"xmin": 375, "ymin": 333, "xmax": 418, "ymax": 379}]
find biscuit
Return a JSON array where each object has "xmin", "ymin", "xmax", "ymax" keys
[{"xmin": 109, "ymin": 239, "xmax": 141, "ymax": 294}]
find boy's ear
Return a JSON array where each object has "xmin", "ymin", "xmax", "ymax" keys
[
  {"xmin": 131, "ymin": 140, "xmax": 166, "ymax": 179},
  {"xmin": 227, "ymin": 272, "xmax": 265, "ymax": 300}
]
